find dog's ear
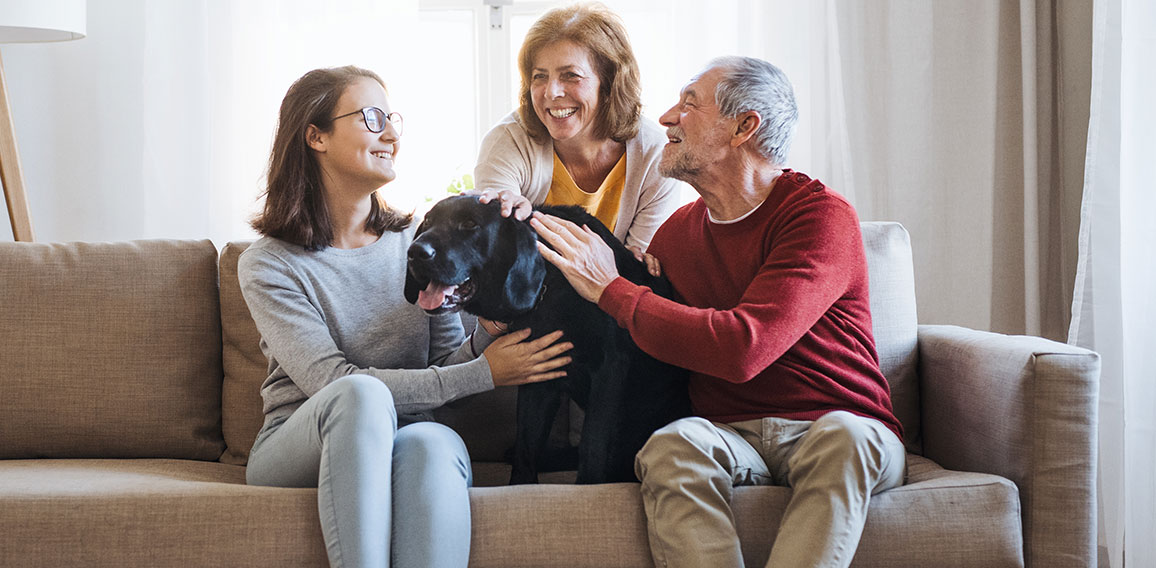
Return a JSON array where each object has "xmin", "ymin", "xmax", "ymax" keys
[
  {"xmin": 499, "ymin": 217, "xmax": 546, "ymax": 313},
  {"xmin": 403, "ymin": 218, "xmax": 431, "ymax": 305},
  {"xmin": 403, "ymin": 267, "xmax": 421, "ymax": 305}
]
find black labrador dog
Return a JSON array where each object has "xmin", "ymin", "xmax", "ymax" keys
[{"xmin": 404, "ymin": 195, "xmax": 690, "ymax": 484}]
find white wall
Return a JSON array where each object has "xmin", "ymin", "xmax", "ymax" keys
[
  {"xmin": 2, "ymin": 0, "xmax": 149, "ymax": 243},
  {"xmin": 1, "ymin": 0, "xmax": 425, "ymax": 246}
]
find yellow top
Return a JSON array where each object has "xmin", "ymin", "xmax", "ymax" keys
[{"xmin": 543, "ymin": 152, "xmax": 627, "ymax": 234}]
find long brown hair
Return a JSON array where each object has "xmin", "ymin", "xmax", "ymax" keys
[
  {"xmin": 517, "ymin": 2, "xmax": 642, "ymax": 144},
  {"xmin": 252, "ymin": 65, "xmax": 411, "ymax": 250}
]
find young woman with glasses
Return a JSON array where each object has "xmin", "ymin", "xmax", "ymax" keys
[{"xmin": 238, "ymin": 65, "xmax": 572, "ymax": 568}]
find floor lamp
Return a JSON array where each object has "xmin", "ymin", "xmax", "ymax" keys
[{"xmin": 0, "ymin": 1, "xmax": 86, "ymax": 242}]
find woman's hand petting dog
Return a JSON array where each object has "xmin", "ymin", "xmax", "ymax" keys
[
  {"xmin": 484, "ymin": 328, "xmax": 573, "ymax": 387},
  {"xmin": 474, "ymin": 188, "xmax": 533, "ymax": 220},
  {"xmin": 530, "ymin": 212, "xmax": 620, "ymax": 304},
  {"xmin": 628, "ymin": 245, "xmax": 662, "ymax": 278}
]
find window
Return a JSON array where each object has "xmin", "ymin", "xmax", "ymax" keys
[{"xmin": 386, "ymin": 1, "xmax": 567, "ymax": 212}]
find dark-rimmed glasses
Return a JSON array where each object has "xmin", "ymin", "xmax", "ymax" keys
[{"xmin": 331, "ymin": 107, "xmax": 403, "ymax": 135}]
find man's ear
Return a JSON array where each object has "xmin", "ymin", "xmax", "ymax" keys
[
  {"xmin": 730, "ymin": 111, "xmax": 761, "ymax": 148},
  {"xmin": 306, "ymin": 124, "xmax": 327, "ymax": 153}
]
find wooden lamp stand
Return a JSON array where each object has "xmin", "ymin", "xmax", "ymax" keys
[{"xmin": 0, "ymin": 51, "xmax": 32, "ymax": 241}]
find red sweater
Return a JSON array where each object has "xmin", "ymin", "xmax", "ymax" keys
[{"xmin": 599, "ymin": 171, "xmax": 903, "ymax": 440}]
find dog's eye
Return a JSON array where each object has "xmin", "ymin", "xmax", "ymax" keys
[{"xmin": 459, "ymin": 220, "xmax": 478, "ymax": 231}]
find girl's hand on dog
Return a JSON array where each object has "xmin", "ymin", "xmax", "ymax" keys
[
  {"xmin": 484, "ymin": 328, "xmax": 573, "ymax": 386},
  {"xmin": 474, "ymin": 188, "xmax": 533, "ymax": 221}
]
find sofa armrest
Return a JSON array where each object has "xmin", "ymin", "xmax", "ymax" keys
[{"xmin": 917, "ymin": 324, "xmax": 1099, "ymax": 568}]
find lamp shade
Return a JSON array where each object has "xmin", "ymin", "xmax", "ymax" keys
[{"xmin": 0, "ymin": 0, "xmax": 85, "ymax": 43}]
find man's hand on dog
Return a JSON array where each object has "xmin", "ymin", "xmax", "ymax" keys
[
  {"xmin": 484, "ymin": 329, "xmax": 573, "ymax": 386},
  {"xmin": 530, "ymin": 212, "xmax": 620, "ymax": 304}
]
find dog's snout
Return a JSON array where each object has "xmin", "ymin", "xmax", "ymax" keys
[{"xmin": 408, "ymin": 240, "xmax": 436, "ymax": 262}]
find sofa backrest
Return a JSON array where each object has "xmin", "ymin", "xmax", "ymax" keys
[
  {"xmin": 0, "ymin": 240, "xmax": 226, "ymax": 460},
  {"xmin": 860, "ymin": 222, "xmax": 921, "ymax": 453},
  {"xmin": 217, "ymin": 222, "xmax": 922, "ymax": 465}
]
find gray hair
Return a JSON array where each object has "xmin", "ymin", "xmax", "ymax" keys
[{"xmin": 709, "ymin": 56, "xmax": 798, "ymax": 165}]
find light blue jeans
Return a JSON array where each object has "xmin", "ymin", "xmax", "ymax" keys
[{"xmin": 247, "ymin": 375, "xmax": 472, "ymax": 568}]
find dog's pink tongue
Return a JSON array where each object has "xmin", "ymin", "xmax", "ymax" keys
[{"xmin": 417, "ymin": 282, "xmax": 457, "ymax": 311}]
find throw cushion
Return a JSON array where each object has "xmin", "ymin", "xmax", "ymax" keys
[
  {"xmin": 860, "ymin": 222, "xmax": 921, "ymax": 453},
  {"xmin": 0, "ymin": 240, "xmax": 225, "ymax": 460},
  {"xmin": 218, "ymin": 241, "xmax": 267, "ymax": 465}
]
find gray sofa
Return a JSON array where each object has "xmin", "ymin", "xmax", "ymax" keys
[{"xmin": 0, "ymin": 222, "xmax": 1099, "ymax": 567}]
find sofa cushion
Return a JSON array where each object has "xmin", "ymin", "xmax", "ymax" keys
[
  {"xmin": 0, "ymin": 456, "xmax": 1019, "ymax": 568},
  {"xmin": 732, "ymin": 455, "xmax": 1023, "ymax": 567},
  {"xmin": 0, "ymin": 459, "xmax": 326, "ymax": 567},
  {"xmin": 469, "ymin": 483, "xmax": 653, "ymax": 567},
  {"xmin": 218, "ymin": 241, "xmax": 266, "ymax": 465},
  {"xmin": 0, "ymin": 240, "xmax": 224, "ymax": 460},
  {"xmin": 466, "ymin": 455, "xmax": 1021, "ymax": 567},
  {"xmin": 860, "ymin": 222, "xmax": 921, "ymax": 453}
]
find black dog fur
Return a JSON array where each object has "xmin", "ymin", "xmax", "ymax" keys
[{"xmin": 404, "ymin": 195, "xmax": 690, "ymax": 484}]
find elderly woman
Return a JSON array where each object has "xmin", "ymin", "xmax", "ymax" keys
[{"xmin": 474, "ymin": 2, "xmax": 684, "ymax": 252}]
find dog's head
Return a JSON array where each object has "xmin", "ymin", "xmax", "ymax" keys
[{"xmin": 404, "ymin": 195, "xmax": 546, "ymax": 321}]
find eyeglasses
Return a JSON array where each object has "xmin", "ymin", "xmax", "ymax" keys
[{"xmin": 331, "ymin": 107, "xmax": 403, "ymax": 135}]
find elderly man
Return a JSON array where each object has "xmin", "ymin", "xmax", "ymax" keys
[{"xmin": 529, "ymin": 56, "xmax": 906, "ymax": 568}]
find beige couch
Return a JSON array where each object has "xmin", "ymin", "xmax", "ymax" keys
[{"xmin": 0, "ymin": 222, "xmax": 1099, "ymax": 567}]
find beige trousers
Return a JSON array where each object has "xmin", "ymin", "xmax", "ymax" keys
[{"xmin": 634, "ymin": 411, "xmax": 906, "ymax": 568}]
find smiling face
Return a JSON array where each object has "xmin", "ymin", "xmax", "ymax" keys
[
  {"xmin": 657, "ymin": 66, "xmax": 735, "ymax": 183},
  {"xmin": 310, "ymin": 77, "xmax": 400, "ymax": 194},
  {"xmin": 530, "ymin": 40, "xmax": 604, "ymax": 147}
]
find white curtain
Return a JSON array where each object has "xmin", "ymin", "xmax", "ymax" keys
[
  {"xmin": 830, "ymin": 1, "xmax": 1092, "ymax": 341},
  {"xmin": 599, "ymin": 1, "xmax": 1090, "ymax": 344},
  {"xmin": 1068, "ymin": 0, "xmax": 1156, "ymax": 565}
]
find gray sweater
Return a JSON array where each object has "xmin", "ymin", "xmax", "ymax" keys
[{"xmin": 237, "ymin": 225, "xmax": 497, "ymax": 425}]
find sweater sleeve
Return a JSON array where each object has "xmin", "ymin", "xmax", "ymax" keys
[
  {"xmin": 599, "ymin": 198, "xmax": 861, "ymax": 383},
  {"xmin": 434, "ymin": 315, "xmax": 499, "ymax": 365},
  {"xmin": 238, "ymin": 248, "xmax": 494, "ymax": 415},
  {"xmin": 474, "ymin": 114, "xmax": 553, "ymax": 204}
]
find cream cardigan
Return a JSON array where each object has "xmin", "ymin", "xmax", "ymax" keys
[{"xmin": 474, "ymin": 112, "xmax": 687, "ymax": 251}]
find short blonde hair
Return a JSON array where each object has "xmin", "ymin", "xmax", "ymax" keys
[{"xmin": 517, "ymin": 3, "xmax": 641, "ymax": 143}]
